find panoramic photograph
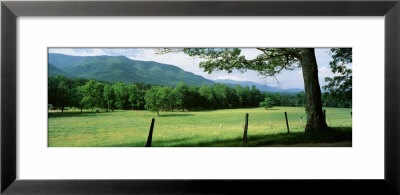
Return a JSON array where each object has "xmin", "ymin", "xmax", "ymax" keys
[{"xmin": 48, "ymin": 48, "xmax": 352, "ymax": 147}]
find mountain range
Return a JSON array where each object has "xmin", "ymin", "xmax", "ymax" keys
[
  {"xmin": 48, "ymin": 53, "xmax": 304, "ymax": 93},
  {"xmin": 48, "ymin": 53, "xmax": 213, "ymax": 86},
  {"xmin": 213, "ymin": 79, "xmax": 303, "ymax": 93}
]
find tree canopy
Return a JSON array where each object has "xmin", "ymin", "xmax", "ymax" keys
[
  {"xmin": 260, "ymin": 97, "xmax": 273, "ymax": 110},
  {"xmin": 157, "ymin": 48, "xmax": 301, "ymax": 78},
  {"xmin": 323, "ymin": 48, "xmax": 352, "ymax": 103}
]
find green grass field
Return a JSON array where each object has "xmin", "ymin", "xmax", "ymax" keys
[{"xmin": 48, "ymin": 107, "xmax": 352, "ymax": 147}]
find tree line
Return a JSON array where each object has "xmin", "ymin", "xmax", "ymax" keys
[
  {"xmin": 48, "ymin": 75, "xmax": 349, "ymax": 115},
  {"xmin": 49, "ymin": 75, "xmax": 264, "ymax": 115}
]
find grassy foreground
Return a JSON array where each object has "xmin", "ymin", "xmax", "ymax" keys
[{"xmin": 48, "ymin": 107, "xmax": 352, "ymax": 147}]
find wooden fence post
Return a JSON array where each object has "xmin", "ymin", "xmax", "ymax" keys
[
  {"xmin": 285, "ymin": 112, "xmax": 290, "ymax": 134},
  {"xmin": 243, "ymin": 113, "xmax": 248, "ymax": 144},
  {"xmin": 145, "ymin": 118, "xmax": 155, "ymax": 147},
  {"xmin": 300, "ymin": 116, "xmax": 304, "ymax": 130}
]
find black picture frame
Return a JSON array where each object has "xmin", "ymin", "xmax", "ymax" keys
[{"xmin": 1, "ymin": 0, "xmax": 399, "ymax": 194}]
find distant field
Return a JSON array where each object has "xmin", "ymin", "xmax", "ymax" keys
[{"xmin": 48, "ymin": 107, "xmax": 352, "ymax": 147}]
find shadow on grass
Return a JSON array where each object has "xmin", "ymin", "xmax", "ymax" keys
[
  {"xmin": 158, "ymin": 113, "xmax": 194, "ymax": 117},
  {"xmin": 48, "ymin": 111, "xmax": 112, "ymax": 118},
  {"xmin": 160, "ymin": 127, "xmax": 352, "ymax": 147},
  {"xmin": 105, "ymin": 137, "xmax": 196, "ymax": 147},
  {"xmin": 191, "ymin": 107, "xmax": 280, "ymax": 112}
]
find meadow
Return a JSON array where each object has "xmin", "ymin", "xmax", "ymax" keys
[{"xmin": 48, "ymin": 107, "xmax": 352, "ymax": 147}]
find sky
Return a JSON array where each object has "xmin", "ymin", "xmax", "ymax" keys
[{"xmin": 48, "ymin": 48, "xmax": 344, "ymax": 89}]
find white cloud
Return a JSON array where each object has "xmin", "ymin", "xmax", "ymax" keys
[
  {"xmin": 48, "ymin": 48, "xmax": 107, "ymax": 56},
  {"xmin": 315, "ymin": 48, "xmax": 331, "ymax": 62},
  {"xmin": 240, "ymin": 48, "xmax": 263, "ymax": 59},
  {"xmin": 212, "ymin": 75, "xmax": 253, "ymax": 82}
]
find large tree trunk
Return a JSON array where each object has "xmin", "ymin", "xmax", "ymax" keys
[{"xmin": 300, "ymin": 48, "xmax": 328, "ymax": 133}]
